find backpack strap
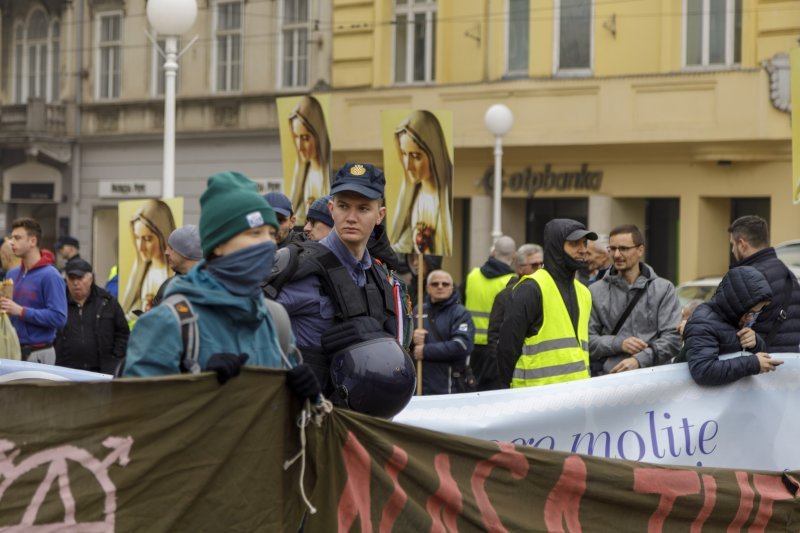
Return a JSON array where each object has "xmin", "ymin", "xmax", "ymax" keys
[
  {"xmin": 161, "ymin": 294, "xmax": 201, "ymax": 374},
  {"xmin": 263, "ymin": 298, "xmax": 299, "ymax": 367},
  {"xmin": 611, "ymin": 287, "xmax": 647, "ymax": 336}
]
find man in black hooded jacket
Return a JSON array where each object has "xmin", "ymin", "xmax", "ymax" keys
[
  {"xmin": 497, "ymin": 219, "xmax": 597, "ymax": 387},
  {"xmin": 728, "ymin": 215, "xmax": 800, "ymax": 353}
]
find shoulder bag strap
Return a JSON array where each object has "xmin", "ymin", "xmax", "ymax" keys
[
  {"xmin": 764, "ymin": 270, "xmax": 795, "ymax": 348},
  {"xmin": 611, "ymin": 288, "xmax": 647, "ymax": 336}
]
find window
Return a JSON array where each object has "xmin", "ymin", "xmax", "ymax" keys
[
  {"xmin": 151, "ymin": 35, "xmax": 180, "ymax": 96},
  {"xmin": 13, "ymin": 11, "xmax": 61, "ymax": 103},
  {"xmin": 27, "ymin": 10, "xmax": 49, "ymax": 100},
  {"xmin": 96, "ymin": 12, "xmax": 122, "ymax": 99},
  {"xmin": 213, "ymin": 1, "xmax": 243, "ymax": 92},
  {"xmin": 393, "ymin": 0, "xmax": 436, "ymax": 84},
  {"xmin": 280, "ymin": 0, "xmax": 310, "ymax": 88},
  {"xmin": 685, "ymin": 0, "xmax": 742, "ymax": 67},
  {"xmin": 555, "ymin": 0, "xmax": 592, "ymax": 74},
  {"xmin": 14, "ymin": 24, "xmax": 24, "ymax": 103},
  {"xmin": 51, "ymin": 21, "xmax": 60, "ymax": 101},
  {"xmin": 506, "ymin": 0, "xmax": 529, "ymax": 76}
]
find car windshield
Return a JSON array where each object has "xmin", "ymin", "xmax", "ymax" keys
[
  {"xmin": 676, "ymin": 284, "xmax": 717, "ymax": 308},
  {"xmin": 776, "ymin": 243, "xmax": 800, "ymax": 268}
]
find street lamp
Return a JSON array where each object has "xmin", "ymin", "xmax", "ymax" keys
[
  {"xmin": 146, "ymin": 0, "xmax": 198, "ymax": 199},
  {"xmin": 484, "ymin": 104, "xmax": 513, "ymax": 243}
]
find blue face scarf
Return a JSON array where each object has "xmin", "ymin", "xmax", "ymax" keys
[{"xmin": 207, "ymin": 240, "xmax": 276, "ymax": 297}]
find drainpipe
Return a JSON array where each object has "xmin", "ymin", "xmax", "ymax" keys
[{"xmin": 70, "ymin": 0, "xmax": 83, "ymax": 239}]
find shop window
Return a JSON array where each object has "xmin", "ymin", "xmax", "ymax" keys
[
  {"xmin": 96, "ymin": 12, "xmax": 122, "ymax": 99},
  {"xmin": 506, "ymin": 0, "xmax": 529, "ymax": 77},
  {"xmin": 555, "ymin": 0, "xmax": 592, "ymax": 75},
  {"xmin": 393, "ymin": 0, "xmax": 437, "ymax": 84},
  {"xmin": 526, "ymin": 198, "xmax": 588, "ymax": 245},
  {"xmin": 645, "ymin": 199, "xmax": 680, "ymax": 284},
  {"xmin": 684, "ymin": 0, "xmax": 742, "ymax": 68},
  {"xmin": 213, "ymin": 0, "xmax": 243, "ymax": 92},
  {"xmin": 280, "ymin": 0, "xmax": 310, "ymax": 88}
]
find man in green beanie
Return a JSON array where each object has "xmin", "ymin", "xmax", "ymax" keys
[{"xmin": 123, "ymin": 172, "xmax": 322, "ymax": 399}]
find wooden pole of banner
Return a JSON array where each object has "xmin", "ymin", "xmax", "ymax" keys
[{"xmin": 416, "ymin": 251, "xmax": 424, "ymax": 396}]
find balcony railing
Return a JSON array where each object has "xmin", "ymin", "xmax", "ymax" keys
[{"xmin": 0, "ymin": 99, "xmax": 67, "ymax": 137}]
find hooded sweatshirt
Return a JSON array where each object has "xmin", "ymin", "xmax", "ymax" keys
[
  {"xmin": 124, "ymin": 263, "xmax": 289, "ymax": 377},
  {"xmin": 7, "ymin": 253, "xmax": 67, "ymax": 345},
  {"xmin": 684, "ymin": 266, "xmax": 771, "ymax": 386},
  {"xmin": 496, "ymin": 219, "xmax": 588, "ymax": 385}
]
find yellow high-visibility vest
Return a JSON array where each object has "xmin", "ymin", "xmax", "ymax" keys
[
  {"xmin": 464, "ymin": 267, "xmax": 514, "ymax": 345},
  {"xmin": 510, "ymin": 269, "xmax": 591, "ymax": 388}
]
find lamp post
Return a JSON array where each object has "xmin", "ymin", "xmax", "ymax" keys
[
  {"xmin": 484, "ymin": 104, "xmax": 513, "ymax": 243},
  {"xmin": 146, "ymin": 0, "xmax": 197, "ymax": 199}
]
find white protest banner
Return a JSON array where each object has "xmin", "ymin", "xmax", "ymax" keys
[
  {"xmin": 394, "ymin": 354, "xmax": 800, "ymax": 472},
  {"xmin": 0, "ymin": 359, "xmax": 112, "ymax": 382}
]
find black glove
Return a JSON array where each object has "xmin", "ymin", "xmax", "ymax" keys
[
  {"xmin": 286, "ymin": 364, "xmax": 322, "ymax": 402},
  {"xmin": 321, "ymin": 316, "xmax": 390, "ymax": 356},
  {"xmin": 206, "ymin": 353, "xmax": 249, "ymax": 384}
]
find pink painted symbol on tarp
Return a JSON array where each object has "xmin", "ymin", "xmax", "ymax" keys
[{"xmin": 0, "ymin": 435, "xmax": 133, "ymax": 532}]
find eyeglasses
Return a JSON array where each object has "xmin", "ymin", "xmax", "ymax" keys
[
  {"xmin": 607, "ymin": 245, "xmax": 640, "ymax": 254},
  {"xmin": 519, "ymin": 262, "xmax": 543, "ymax": 269},
  {"xmin": 429, "ymin": 282, "xmax": 452, "ymax": 288}
]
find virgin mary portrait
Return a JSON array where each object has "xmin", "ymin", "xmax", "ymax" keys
[
  {"xmin": 389, "ymin": 110, "xmax": 453, "ymax": 256},
  {"xmin": 120, "ymin": 199, "xmax": 176, "ymax": 321},
  {"xmin": 288, "ymin": 95, "xmax": 332, "ymax": 223}
]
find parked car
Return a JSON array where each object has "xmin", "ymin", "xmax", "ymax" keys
[
  {"xmin": 676, "ymin": 277, "xmax": 721, "ymax": 307},
  {"xmin": 775, "ymin": 240, "xmax": 800, "ymax": 269}
]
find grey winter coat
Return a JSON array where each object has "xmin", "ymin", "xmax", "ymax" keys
[{"xmin": 588, "ymin": 263, "xmax": 682, "ymax": 372}]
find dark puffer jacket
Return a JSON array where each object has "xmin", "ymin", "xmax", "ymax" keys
[
  {"xmin": 735, "ymin": 247, "xmax": 800, "ymax": 353},
  {"xmin": 684, "ymin": 266, "xmax": 772, "ymax": 386},
  {"xmin": 414, "ymin": 292, "xmax": 475, "ymax": 395}
]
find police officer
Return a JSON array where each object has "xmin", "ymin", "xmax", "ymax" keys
[
  {"xmin": 264, "ymin": 191, "xmax": 305, "ymax": 249},
  {"xmin": 303, "ymin": 195, "xmax": 333, "ymax": 241},
  {"xmin": 276, "ymin": 163, "xmax": 401, "ymax": 394},
  {"xmin": 497, "ymin": 219, "xmax": 597, "ymax": 388}
]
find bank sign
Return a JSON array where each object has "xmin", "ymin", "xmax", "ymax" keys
[{"xmin": 478, "ymin": 163, "xmax": 603, "ymax": 196}]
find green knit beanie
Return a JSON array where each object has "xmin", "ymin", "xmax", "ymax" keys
[{"xmin": 199, "ymin": 171, "xmax": 279, "ymax": 258}]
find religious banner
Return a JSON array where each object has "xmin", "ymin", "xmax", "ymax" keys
[
  {"xmin": 394, "ymin": 355, "xmax": 800, "ymax": 472},
  {"xmin": 276, "ymin": 94, "xmax": 332, "ymax": 225},
  {"xmin": 381, "ymin": 109, "xmax": 454, "ymax": 256},
  {"xmin": 792, "ymin": 47, "xmax": 800, "ymax": 203},
  {"xmin": 117, "ymin": 198, "xmax": 183, "ymax": 323}
]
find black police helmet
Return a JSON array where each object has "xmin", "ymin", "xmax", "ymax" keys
[{"xmin": 330, "ymin": 337, "xmax": 416, "ymax": 419}]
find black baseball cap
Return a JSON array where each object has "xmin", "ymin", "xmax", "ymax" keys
[
  {"xmin": 65, "ymin": 258, "xmax": 93, "ymax": 277},
  {"xmin": 330, "ymin": 163, "xmax": 385, "ymax": 200},
  {"xmin": 565, "ymin": 228, "xmax": 599, "ymax": 241}
]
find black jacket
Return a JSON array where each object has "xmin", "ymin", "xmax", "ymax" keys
[
  {"xmin": 414, "ymin": 293, "xmax": 475, "ymax": 395},
  {"xmin": 684, "ymin": 266, "xmax": 771, "ymax": 386},
  {"xmin": 485, "ymin": 276, "xmax": 518, "ymax": 363},
  {"xmin": 497, "ymin": 219, "xmax": 588, "ymax": 385},
  {"xmin": 735, "ymin": 247, "xmax": 800, "ymax": 353},
  {"xmin": 55, "ymin": 284, "xmax": 129, "ymax": 374}
]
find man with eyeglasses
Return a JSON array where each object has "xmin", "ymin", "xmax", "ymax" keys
[
  {"xmin": 684, "ymin": 265, "xmax": 783, "ymax": 385},
  {"xmin": 588, "ymin": 224, "xmax": 681, "ymax": 375},
  {"xmin": 497, "ymin": 219, "xmax": 597, "ymax": 388},
  {"xmin": 412, "ymin": 270, "xmax": 474, "ymax": 395},
  {"xmin": 490, "ymin": 243, "xmax": 543, "ymax": 386}
]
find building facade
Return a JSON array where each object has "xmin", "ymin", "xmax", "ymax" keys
[
  {"xmin": 328, "ymin": 0, "xmax": 799, "ymax": 284},
  {"xmin": 0, "ymin": 0, "xmax": 332, "ymax": 278}
]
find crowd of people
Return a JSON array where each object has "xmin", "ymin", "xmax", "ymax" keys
[{"xmin": 0, "ymin": 162, "xmax": 795, "ymax": 411}]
